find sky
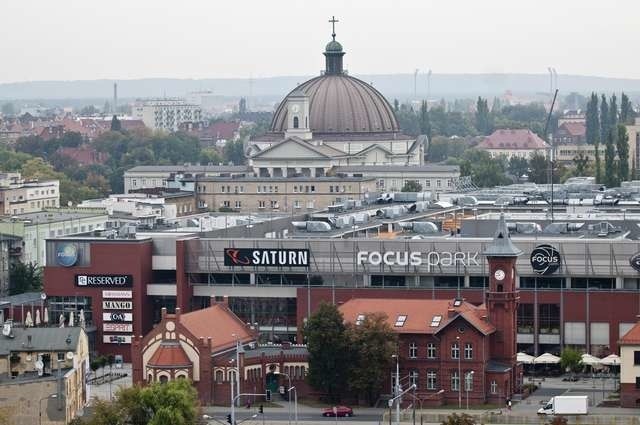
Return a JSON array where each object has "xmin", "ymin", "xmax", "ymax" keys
[{"xmin": 0, "ymin": 0, "xmax": 638, "ymax": 83}]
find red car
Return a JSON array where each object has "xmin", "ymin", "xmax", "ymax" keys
[{"xmin": 322, "ymin": 406, "xmax": 354, "ymax": 417}]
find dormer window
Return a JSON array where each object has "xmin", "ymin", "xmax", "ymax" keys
[
  {"xmin": 394, "ymin": 315, "xmax": 407, "ymax": 327},
  {"xmin": 355, "ymin": 314, "xmax": 365, "ymax": 325}
]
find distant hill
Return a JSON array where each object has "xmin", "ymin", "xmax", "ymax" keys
[{"xmin": 2, "ymin": 73, "xmax": 640, "ymax": 101}]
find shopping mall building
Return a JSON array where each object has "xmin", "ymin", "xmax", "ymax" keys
[{"xmin": 42, "ymin": 204, "xmax": 640, "ymax": 362}]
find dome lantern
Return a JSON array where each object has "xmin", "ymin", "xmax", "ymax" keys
[{"xmin": 324, "ymin": 16, "xmax": 345, "ymax": 75}]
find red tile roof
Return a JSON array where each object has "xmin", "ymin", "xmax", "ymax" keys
[
  {"xmin": 619, "ymin": 322, "xmax": 640, "ymax": 345},
  {"xmin": 58, "ymin": 144, "xmax": 108, "ymax": 165},
  {"xmin": 338, "ymin": 298, "xmax": 495, "ymax": 335},
  {"xmin": 180, "ymin": 304, "xmax": 254, "ymax": 352},
  {"xmin": 478, "ymin": 129, "xmax": 549, "ymax": 150},
  {"xmin": 559, "ymin": 122, "xmax": 586, "ymax": 137},
  {"xmin": 147, "ymin": 341, "xmax": 192, "ymax": 368}
]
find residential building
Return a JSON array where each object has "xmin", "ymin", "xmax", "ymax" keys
[
  {"xmin": 626, "ymin": 118, "xmax": 640, "ymax": 178},
  {"xmin": 132, "ymin": 99, "xmax": 202, "ymax": 132},
  {"xmin": 180, "ymin": 121, "xmax": 241, "ymax": 147},
  {"xmin": 619, "ymin": 320, "xmax": 640, "ymax": 407},
  {"xmin": 0, "ymin": 174, "xmax": 60, "ymax": 216},
  {"xmin": 332, "ymin": 165, "xmax": 460, "ymax": 193},
  {"xmin": 0, "ymin": 326, "xmax": 89, "ymax": 424},
  {"xmin": 124, "ymin": 165, "xmax": 249, "ymax": 193},
  {"xmin": 477, "ymin": 129, "xmax": 549, "ymax": 160},
  {"xmin": 553, "ymin": 122, "xmax": 586, "ymax": 146},
  {"xmin": 557, "ymin": 110, "xmax": 585, "ymax": 126}
]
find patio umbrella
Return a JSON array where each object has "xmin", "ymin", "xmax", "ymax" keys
[
  {"xmin": 580, "ymin": 353, "xmax": 602, "ymax": 366},
  {"xmin": 35, "ymin": 309, "xmax": 41, "ymax": 326},
  {"xmin": 534, "ymin": 352, "xmax": 561, "ymax": 364},
  {"xmin": 517, "ymin": 352, "xmax": 535, "ymax": 364},
  {"xmin": 68, "ymin": 311, "xmax": 74, "ymax": 327},
  {"xmin": 24, "ymin": 310, "xmax": 33, "ymax": 327},
  {"xmin": 79, "ymin": 309, "xmax": 85, "ymax": 329},
  {"xmin": 59, "ymin": 313, "xmax": 65, "ymax": 328},
  {"xmin": 43, "ymin": 307, "xmax": 49, "ymax": 324},
  {"xmin": 601, "ymin": 354, "xmax": 620, "ymax": 366}
]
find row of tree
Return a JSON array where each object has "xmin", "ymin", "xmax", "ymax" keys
[{"xmin": 305, "ymin": 302, "xmax": 397, "ymax": 405}]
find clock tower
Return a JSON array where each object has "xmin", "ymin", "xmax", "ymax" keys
[
  {"xmin": 484, "ymin": 214, "xmax": 522, "ymax": 393},
  {"xmin": 284, "ymin": 90, "xmax": 312, "ymax": 140}
]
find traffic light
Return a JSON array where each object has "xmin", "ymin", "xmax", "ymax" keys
[
  {"xmin": 265, "ymin": 389, "xmax": 272, "ymax": 402},
  {"xmin": 226, "ymin": 414, "xmax": 232, "ymax": 424},
  {"xmin": 259, "ymin": 405, "xmax": 264, "ymax": 414}
]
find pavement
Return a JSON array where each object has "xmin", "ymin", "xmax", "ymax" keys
[{"xmin": 86, "ymin": 363, "xmax": 132, "ymax": 402}]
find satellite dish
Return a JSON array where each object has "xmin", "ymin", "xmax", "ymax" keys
[
  {"xmin": 26, "ymin": 354, "xmax": 32, "ymax": 362},
  {"xmin": 40, "ymin": 293, "xmax": 47, "ymax": 300},
  {"xmin": 2, "ymin": 322, "xmax": 13, "ymax": 338},
  {"xmin": 66, "ymin": 351, "xmax": 74, "ymax": 360}
]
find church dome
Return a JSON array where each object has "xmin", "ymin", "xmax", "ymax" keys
[
  {"xmin": 270, "ymin": 74, "xmax": 400, "ymax": 134},
  {"xmin": 270, "ymin": 33, "xmax": 399, "ymax": 135}
]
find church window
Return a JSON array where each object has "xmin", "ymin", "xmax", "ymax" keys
[
  {"xmin": 159, "ymin": 375, "xmax": 168, "ymax": 384},
  {"xmin": 409, "ymin": 342, "xmax": 417, "ymax": 358},
  {"xmin": 497, "ymin": 284, "xmax": 503, "ymax": 292},
  {"xmin": 293, "ymin": 116, "xmax": 299, "ymax": 129}
]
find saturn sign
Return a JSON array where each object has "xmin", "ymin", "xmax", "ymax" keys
[{"xmin": 530, "ymin": 244, "xmax": 561, "ymax": 275}]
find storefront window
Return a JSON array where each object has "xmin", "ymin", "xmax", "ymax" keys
[
  {"xmin": 517, "ymin": 304, "xmax": 534, "ymax": 334},
  {"xmin": 538, "ymin": 304, "xmax": 560, "ymax": 335},
  {"xmin": 48, "ymin": 296, "xmax": 93, "ymax": 326}
]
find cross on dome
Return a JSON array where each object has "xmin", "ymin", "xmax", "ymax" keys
[{"xmin": 329, "ymin": 16, "xmax": 339, "ymax": 41}]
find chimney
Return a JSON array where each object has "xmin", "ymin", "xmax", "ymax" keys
[
  {"xmin": 161, "ymin": 307, "xmax": 167, "ymax": 319},
  {"xmin": 175, "ymin": 307, "xmax": 181, "ymax": 321},
  {"xmin": 447, "ymin": 308, "xmax": 456, "ymax": 318}
]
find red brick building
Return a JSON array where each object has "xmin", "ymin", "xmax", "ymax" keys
[{"xmin": 619, "ymin": 320, "xmax": 640, "ymax": 407}]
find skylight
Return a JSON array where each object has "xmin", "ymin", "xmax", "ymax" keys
[
  {"xmin": 453, "ymin": 299, "xmax": 462, "ymax": 307},
  {"xmin": 355, "ymin": 314, "xmax": 365, "ymax": 325},
  {"xmin": 394, "ymin": 315, "xmax": 407, "ymax": 327},
  {"xmin": 430, "ymin": 315, "xmax": 443, "ymax": 327}
]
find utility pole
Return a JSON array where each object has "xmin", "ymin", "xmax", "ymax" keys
[
  {"xmin": 413, "ymin": 69, "xmax": 419, "ymax": 100},
  {"xmin": 426, "ymin": 69, "xmax": 432, "ymax": 100}
]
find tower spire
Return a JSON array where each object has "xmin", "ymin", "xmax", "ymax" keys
[{"xmin": 329, "ymin": 16, "xmax": 339, "ymax": 41}]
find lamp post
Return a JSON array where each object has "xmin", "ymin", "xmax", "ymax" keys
[
  {"xmin": 456, "ymin": 336, "xmax": 461, "ymax": 409},
  {"xmin": 465, "ymin": 371, "xmax": 474, "ymax": 410},
  {"xmin": 275, "ymin": 371, "xmax": 298, "ymax": 425},
  {"xmin": 39, "ymin": 394, "xmax": 57, "ymax": 425},
  {"xmin": 392, "ymin": 354, "xmax": 400, "ymax": 425},
  {"xmin": 232, "ymin": 334, "xmax": 242, "ymax": 406}
]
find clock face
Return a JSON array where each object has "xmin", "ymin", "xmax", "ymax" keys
[
  {"xmin": 291, "ymin": 105, "xmax": 299, "ymax": 113},
  {"xmin": 494, "ymin": 269, "xmax": 506, "ymax": 281}
]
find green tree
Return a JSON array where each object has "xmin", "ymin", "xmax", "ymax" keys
[
  {"xmin": 475, "ymin": 97, "xmax": 491, "ymax": 135},
  {"xmin": 459, "ymin": 150, "xmax": 510, "ymax": 188},
  {"xmin": 528, "ymin": 152, "xmax": 548, "ymax": 184},
  {"xmin": 222, "ymin": 139, "xmax": 245, "ymax": 165},
  {"xmin": 617, "ymin": 124, "xmax": 630, "ymax": 182},
  {"xmin": 599, "ymin": 95, "xmax": 609, "ymax": 150},
  {"xmin": 80, "ymin": 105, "xmax": 99, "ymax": 115},
  {"xmin": 393, "ymin": 99, "xmax": 399, "ymax": 112},
  {"xmin": 620, "ymin": 92, "xmax": 636, "ymax": 125},
  {"xmin": 560, "ymin": 347, "xmax": 582, "ymax": 375},
  {"xmin": 441, "ymin": 413, "xmax": 476, "ymax": 425},
  {"xmin": 586, "ymin": 93, "xmax": 600, "ymax": 182},
  {"xmin": 604, "ymin": 95, "xmax": 618, "ymax": 187},
  {"xmin": 9, "ymin": 262, "xmax": 42, "ymax": 295},
  {"xmin": 347, "ymin": 312, "xmax": 397, "ymax": 405},
  {"xmin": 401, "ymin": 180, "xmax": 422, "ymax": 192},
  {"xmin": 418, "ymin": 100, "xmax": 432, "ymax": 140},
  {"xmin": 110, "ymin": 115, "xmax": 122, "ymax": 132},
  {"xmin": 573, "ymin": 152, "xmax": 590, "ymax": 176},
  {"xmin": 304, "ymin": 302, "xmax": 351, "ymax": 402},
  {"xmin": 508, "ymin": 157, "xmax": 529, "ymax": 180}
]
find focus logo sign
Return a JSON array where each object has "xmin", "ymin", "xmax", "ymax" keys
[
  {"xmin": 530, "ymin": 244, "xmax": 561, "ymax": 275},
  {"xmin": 630, "ymin": 252, "xmax": 640, "ymax": 272},
  {"xmin": 56, "ymin": 243, "xmax": 78, "ymax": 267}
]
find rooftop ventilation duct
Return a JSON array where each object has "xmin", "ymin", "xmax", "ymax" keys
[
  {"xmin": 303, "ymin": 221, "xmax": 332, "ymax": 232},
  {"xmin": 456, "ymin": 196, "xmax": 478, "ymax": 206}
]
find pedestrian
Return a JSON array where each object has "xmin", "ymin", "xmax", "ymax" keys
[{"xmin": 507, "ymin": 398, "xmax": 512, "ymax": 412}]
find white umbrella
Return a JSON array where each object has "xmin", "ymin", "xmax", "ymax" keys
[
  {"xmin": 59, "ymin": 313, "xmax": 65, "ymax": 328},
  {"xmin": 601, "ymin": 354, "xmax": 620, "ymax": 366},
  {"xmin": 79, "ymin": 309, "xmax": 85, "ymax": 329},
  {"xmin": 580, "ymin": 353, "xmax": 602, "ymax": 366},
  {"xmin": 35, "ymin": 309, "xmax": 41, "ymax": 326},
  {"xmin": 24, "ymin": 311, "xmax": 33, "ymax": 327},
  {"xmin": 43, "ymin": 307, "xmax": 49, "ymax": 324},
  {"xmin": 517, "ymin": 352, "xmax": 535, "ymax": 364},
  {"xmin": 68, "ymin": 311, "xmax": 74, "ymax": 327},
  {"xmin": 534, "ymin": 352, "xmax": 561, "ymax": 364}
]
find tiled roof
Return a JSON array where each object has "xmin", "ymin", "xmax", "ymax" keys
[
  {"xmin": 338, "ymin": 298, "xmax": 495, "ymax": 336},
  {"xmin": 619, "ymin": 322, "xmax": 640, "ymax": 345},
  {"xmin": 147, "ymin": 341, "xmax": 192, "ymax": 368},
  {"xmin": 180, "ymin": 304, "xmax": 254, "ymax": 352},
  {"xmin": 559, "ymin": 122, "xmax": 586, "ymax": 137},
  {"xmin": 478, "ymin": 129, "xmax": 549, "ymax": 150},
  {"xmin": 0, "ymin": 327, "xmax": 83, "ymax": 356}
]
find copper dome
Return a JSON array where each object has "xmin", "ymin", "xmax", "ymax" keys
[{"xmin": 270, "ymin": 74, "xmax": 400, "ymax": 134}]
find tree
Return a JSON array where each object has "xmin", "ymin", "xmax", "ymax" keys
[
  {"xmin": 508, "ymin": 157, "xmax": 529, "ymax": 180},
  {"xmin": 475, "ymin": 97, "xmax": 491, "ymax": 135},
  {"xmin": 458, "ymin": 150, "xmax": 510, "ymax": 188},
  {"xmin": 418, "ymin": 100, "xmax": 432, "ymax": 140},
  {"xmin": 604, "ymin": 95, "xmax": 618, "ymax": 187},
  {"xmin": 222, "ymin": 139, "xmax": 245, "ymax": 165},
  {"xmin": 573, "ymin": 152, "xmax": 590, "ymax": 177},
  {"xmin": 9, "ymin": 262, "xmax": 42, "ymax": 295},
  {"xmin": 346, "ymin": 312, "xmax": 397, "ymax": 405},
  {"xmin": 586, "ymin": 93, "xmax": 600, "ymax": 182},
  {"xmin": 617, "ymin": 124, "xmax": 630, "ymax": 182},
  {"xmin": 401, "ymin": 180, "xmax": 422, "ymax": 192},
  {"xmin": 528, "ymin": 152, "xmax": 548, "ymax": 184},
  {"xmin": 599, "ymin": 95, "xmax": 609, "ymax": 151},
  {"xmin": 110, "ymin": 115, "xmax": 122, "ymax": 132},
  {"xmin": 304, "ymin": 302, "xmax": 351, "ymax": 402},
  {"xmin": 441, "ymin": 413, "xmax": 476, "ymax": 425},
  {"xmin": 559, "ymin": 347, "xmax": 581, "ymax": 375},
  {"xmin": 80, "ymin": 105, "xmax": 99, "ymax": 116},
  {"xmin": 393, "ymin": 99, "xmax": 399, "ymax": 112},
  {"xmin": 620, "ymin": 92, "xmax": 636, "ymax": 125}
]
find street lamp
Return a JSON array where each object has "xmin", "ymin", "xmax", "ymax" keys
[
  {"xmin": 456, "ymin": 336, "xmax": 461, "ymax": 409},
  {"xmin": 274, "ymin": 371, "xmax": 298, "ymax": 425},
  {"xmin": 232, "ymin": 334, "xmax": 242, "ymax": 406},
  {"xmin": 465, "ymin": 371, "xmax": 474, "ymax": 410},
  {"xmin": 39, "ymin": 394, "xmax": 57, "ymax": 425},
  {"xmin": 392, "ymin": 354, "xmax": 400, "ymax": 425}
]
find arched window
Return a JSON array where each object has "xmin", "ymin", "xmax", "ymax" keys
[
  {"xmin": 305, "ymin": 116, "xmax": 308, "ymax": 128},
  {"xmin": 159, "ymin": 375, "xmax": 169, "ymax": 384},
  {"xmin": 147, "ymin": 373, "xmax": 153, "ymax": 383},
  {"xmin": 215, "ymin": 370, "xmax": 224, "ymax": 383},
  {"xmin": 497, "ymin": 284, "xmax": 503, "ymax": 292},
  {"xmin": 293, "ymin": 116, "xmax": 299, "ymax": 129}
]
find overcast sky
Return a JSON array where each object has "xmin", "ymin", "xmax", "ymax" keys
[{"xmin": 1, "ymin": 0, "xmax": 638, "ymax": 83}]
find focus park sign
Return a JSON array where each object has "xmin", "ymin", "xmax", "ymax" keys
[{"xmin": 357, "ymin": 250, "xmax": 480, "ymax": 270}]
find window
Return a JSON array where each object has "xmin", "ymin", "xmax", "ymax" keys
[
  {"xmin": 235, "ymin": 200, "xmax": 241, "ymax": 209},
  {"xmin": 465, "ymin": 372, "xmax": 473, "ymax": 391},
  {"xmin": 437, "ymin": 179, "xmax": 442, "ymax": 187},
  {"xmin": 635, "ymin": 351, "xmax": 640, "ymax": 365},
  {"xmin": 395, "ymin": 315, "xmax": 407, "ymax": 327},
  {"xmin": 293, "ymin": 116, "xmax": 299, "ymax": 128},
  {"xmin": 292, "ymin": 186, "xmax": 297, "ymax": 193},
  {"xmin": 464, "ymin": 343, "xmax": 473, "ymax": 360},
  {"xmin": 329, "ymin": 186, "xmax": 334, "ymax": 193},
  {"xmin": 409, "ymin": 370, "xmax": 419, "ymax": 387},
  {"xmin": 427, "ymin": 343, "xmax": 437, "ymax": 359},
  {"xmin": 451, "ymin": 371, "xmax": 460, "ymax": 391},
  {"xmin": 430, "ymin": 315, "xmax": 442, "ymax": 327},
  {"xmin": 258, "ymin": 200, "xmax": 266, "ymax": 209},
  {"xmin": 451, "ymin": 342, "xmax": 460, "ymax": 359},
  {"xmin": 425, "ymin": 180, "xmax": 431, "ymax": 187},
  {"xmin": 270, "ymin": 200, "xmax": 279, "ymax": 209},
  {"xmin": 294, "ymin": 200, "xmax": 301, "ymax": 209},
  {"xmin": 222, "ymin": 185, "xmax": 226, "ymax": 193},
  {"xmin": 490, "ymin": 380, "xmax": 498, "ymax": 394},
  {"xmin": 310, "ymin": 185, "xmax": 315, "ymax": 193},
  {"xmin": 355, "ymin": 314, "xmax": 365, "ymax": 325},
  {"xmin": 427, "ymin": 370, "xmax": 437, "ymax": 390},
  {"xmin": 453, "ymin": 299, "xmax": 462, "ymax": 307},
  {"xmin": 409, "ymin": 342, "xmax": 417, "ymax": 359},
  {"xmin": 57, "ymin": 352, "xmax": 65, "ymax": 362}
]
